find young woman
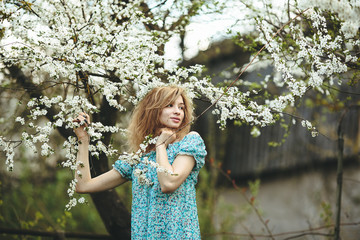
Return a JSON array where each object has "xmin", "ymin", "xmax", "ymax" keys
[{"xmin": 73, "ymin": 85, "xmax": 207, "ymax": 239}]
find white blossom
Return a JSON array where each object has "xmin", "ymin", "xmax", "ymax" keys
[
  {"xmin": 15, "ymin": 117, "xmax": 25, "ymax": 125},
  {"xmin": 311, "ymin": 128, "xmax": 319, "ymax": 138},
  {"xmin": 251, "ymin": 127, "xmax": 261, "ymax": 138},
  {"xmin": 78, "ymin": 197, "xmax": 86, "ymax": 204},
  {"xmin": 301, "ymin": 120, "xmax": 313, "ymax": 130}
]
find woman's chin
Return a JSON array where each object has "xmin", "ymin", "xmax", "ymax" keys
[{"xmin": 166, "ymin": 126, "xmax": 179, "ymax": 129}]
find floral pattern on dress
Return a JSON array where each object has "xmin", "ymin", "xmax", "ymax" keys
[{"xmin": 113, "ymin": 133, "xmax": 207, "ymax": 239}]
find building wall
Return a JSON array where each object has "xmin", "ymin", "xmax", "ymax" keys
[{"xmin": 211, "ymin": 163, "xmax": 360, "ymax": 239}]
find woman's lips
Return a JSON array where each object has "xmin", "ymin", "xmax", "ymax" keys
[{"xmin": 170, "ymin": 117, "xmax": 181, "ymax": 123}]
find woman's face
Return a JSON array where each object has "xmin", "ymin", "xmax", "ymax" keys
[{"xmin": 159, "ymin": 95, "xmax": 185, "ymax": 129}]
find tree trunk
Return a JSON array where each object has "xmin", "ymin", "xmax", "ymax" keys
[
  {"xmin": 91, "ymin": 190, "xmax": 131, "ymax": 239},
  {"xmin": 89, "ymin": 96, "xmax": 132, "ymax": 239}
]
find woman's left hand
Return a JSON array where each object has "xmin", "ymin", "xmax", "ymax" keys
[
  {"xmin": 156, "ymin": 128, "xmax": 177, "ymax": 148},
  {"xmin": 73, "ymin": 112, "xmax": 90, "ymax": 142}
]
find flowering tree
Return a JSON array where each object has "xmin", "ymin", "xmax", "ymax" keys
[
  {"xmin": 0, "ymin": 0, "xmax": 222, "ymax": 237},
  {"xmin": 0, "ymin": 0, "xmax": 359, "ymax": 238}
]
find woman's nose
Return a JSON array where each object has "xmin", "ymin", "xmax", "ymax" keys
[{"xmin": 174, "ymin": 107, "xmax": 180, "ymax": 114}]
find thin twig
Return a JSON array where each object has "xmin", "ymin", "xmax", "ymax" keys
[
  {"xmin": 270, "ymin": 110, "xmax": 333, "ymax": 142},
  {"xmin": 324, "ymin": 84, "xmax": 360, "ymax": 96},
  {"xmin": 214, "ymin": 160, "xmax": 275, "ymax": 239}
]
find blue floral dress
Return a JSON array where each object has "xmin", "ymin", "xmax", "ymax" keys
[{"xmin": 113, "ymin": 133, "xmax": 207, "ymax": 239}]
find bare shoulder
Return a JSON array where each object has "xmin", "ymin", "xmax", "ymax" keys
[
  {"xmin": 187, "ymin": 131, "xmax": 200, "ymax": 136},
  {"xmin": 176, "ymin": 131, "xmax": 201, "ymax": 143}
]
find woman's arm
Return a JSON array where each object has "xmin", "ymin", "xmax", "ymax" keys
[
  {"xmin": 156, "ymin": 129, "xmax": 195, "ymax": 193},
  {"xmin": 74, "ymin": 113, "xmax": 127, "ymax": 194}
]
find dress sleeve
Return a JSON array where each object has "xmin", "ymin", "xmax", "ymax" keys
[
  {"xmin": 113, "ymin": 160, "xmax": 133, "ymax": 181},
  {"xmin": 176, "ymin": 133, "xmax": 207, "ymax": 171}
]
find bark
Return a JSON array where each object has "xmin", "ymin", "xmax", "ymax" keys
[{"xmin": 9, "ymin": 65, "xmax": 131, "ymax": 239}]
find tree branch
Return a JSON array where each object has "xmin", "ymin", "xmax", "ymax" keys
[{"xmin": 8, "ymin": 65, "xmax": 74, "ymax": 139}]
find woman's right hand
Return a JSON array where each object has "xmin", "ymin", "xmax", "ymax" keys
[
  {"xmin": 73, "ymin": 112, "xmax": 90, "ymax": 142},
  {"xmin": 156, "ymin": 128, "xmax": 177, "ymax": 148}
]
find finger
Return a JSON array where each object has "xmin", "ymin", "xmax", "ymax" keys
[
  {"xmin": 72, "ymin": 114, "xmax": 89, "ymax": 126},
  {"xmin": 72, "ymin": 118, "xmax": 80, "ymax": 123},
  {"xmin": 81, "ymin": 113, "xmax": 90, "ymax": 124},
  {"xmin": 73, "ymin": 115, "xmax": 84, "ymax": 122},
  {"xmin": 159, "ymin": 130, "xmax": 171, "ymax": 136},
  {"xmin": 160, "ymin": 128, "xmax": 174, "ymax": 133}
]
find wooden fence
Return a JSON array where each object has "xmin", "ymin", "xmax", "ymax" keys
[{"xmin": 194, "ymin": 94, "xmax": 360, "ymax": 179}]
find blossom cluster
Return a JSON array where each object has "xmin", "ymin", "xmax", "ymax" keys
[
  {"xmin": 234, "ymin": 0, "xmax": 359, "ymax": 136},
  {"xmin": 0, "ymin": 136, "xmax": 16, "ymax": 171},
  {"xmin": 113, "ymin": 135, "xmax": 176, "ymax": 187}
]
